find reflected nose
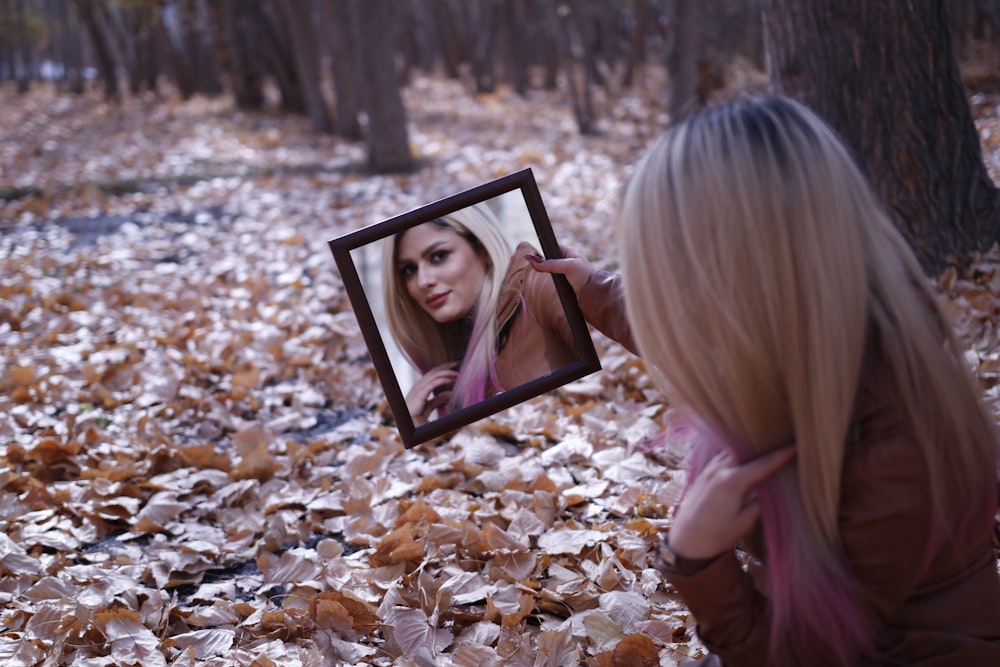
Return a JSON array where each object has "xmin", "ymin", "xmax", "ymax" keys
[{"xmin": 417, "ymin": 264, "xmax": 435, "ymax": 288}]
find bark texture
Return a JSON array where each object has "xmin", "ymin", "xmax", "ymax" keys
[{"xmin": 764, "ymin": 0, "xmax": 1000, "ymax": 271}]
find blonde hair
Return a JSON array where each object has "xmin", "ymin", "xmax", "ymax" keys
[
  {"xmin": 383, "ymin": 204, "xmax": 513, "ymax": 411},
  {"xmin": 620, "ymin": 95, "xmax": 997, "ymax": 663}
]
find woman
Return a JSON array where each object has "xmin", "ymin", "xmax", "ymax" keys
[
  {"xmin": 615, "ymin": 95, "xmax": 1000, "ymax": 665},
  {"xmin": 383, "ymin": 203, "xmax": 635, "ymax": 422}
]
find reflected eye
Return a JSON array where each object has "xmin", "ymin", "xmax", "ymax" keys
[
  {"xmin": 429, "ymin": 250, "xmax": 451, "ymax": 264},
  {"xmin": 399, "ymin": 263, "xmax": 417, "ymax": 279}
]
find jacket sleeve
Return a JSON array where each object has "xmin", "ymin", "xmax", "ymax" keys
[
  {"xmin": 574, "ymin": 269, "xmax": 639, "ymax": 355},
  {"xmin": 663, "ymin": 550, "xmax": 771, "ymax": 663}
]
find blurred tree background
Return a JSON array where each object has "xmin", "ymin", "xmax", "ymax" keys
[{"xmin": 2, "ymin": 0, "xmax": 1000, "ymax": 267}]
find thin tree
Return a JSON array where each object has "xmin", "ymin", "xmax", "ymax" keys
[
  {"xmin": 250, "ymin": 1, "xmax": 305, "ymax": 113},
  {"xmin": 557, "ymin": 0, "xmax": 599, "ymax": 135},
  {"xmin": 424, "ymin": 0, "xmax": 467, "ymax": 80},
  {"xmin": 70, "ymin": 0, "xmax": 119, "ymax": 101},
  {"xmin": 353, "ymin": 0, "xmax": 413, "ymax": 173},
  {"xmin": 275, "ymin": 0, "xmax": 332, "ymax": 133},
  {"xmin": 471, "ymin": 0, "xmax": 500, "ymax": 93},
  {"xmin": 219, "ymin": 0, "xmax": 265, "ymax": 110},
  {"xmin": 319, "ymin": 0, "xmax": 363, "ymax": 139},
  {"xmin": 664, "ymin": 0, "xmax": 698, "ymax": 124}
]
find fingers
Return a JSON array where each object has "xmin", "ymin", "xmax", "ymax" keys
[
  {"xmin": 526, "ymin": 250, "xmax": 593, "ymax": 292},
  {"xmin": 425, "ymin": 391, "xmax": 451, "ymax": 413},
  {"xmin": 668, "ymin": 445, "xmax": 795, "ymax": 559},
  {"xmin": 418, "ymin": 369, "xmax": 458, "ymax": 395},
  {"xmin": 735, "ymin": 446, "xmax": 797, "ymax": 487},
  {"xmin": 706, "ymin": 446, "xmax": 795, "ymax": 502},
  {"xmin": 526, "ymin": 245, "xmax": 581, "ymax": 261},
  {"xmin": 700, "ymin": 445, "xmax": 794, "ymax": 489},
  {"xmin": 405, "ymin": 362, "xmax": 459, "ymax": 418}
]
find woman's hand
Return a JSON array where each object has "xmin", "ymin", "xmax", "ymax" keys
[
  {"xmin": 668, "ymin": 446, "xmax": 797, "ymax": 560},
  {"xmin": 405, "ymin": 362, "xmax": 458, "ymax": 424},
  {"xmin": 527, "ymin": 245, "xmax": 596, "ymax": 293}
]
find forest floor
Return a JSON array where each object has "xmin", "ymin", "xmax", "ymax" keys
[{"xmin": 1, "ymin": 57, "xmax": 1000, "ymax": 666}]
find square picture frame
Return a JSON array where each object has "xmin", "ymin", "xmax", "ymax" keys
[{"xmin": 328, "ymin": 168, "xmax": 601, "ymax": 446}]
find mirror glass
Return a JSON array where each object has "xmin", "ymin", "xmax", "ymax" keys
[{"xmin": 328, "ymin": 169, "xmax": 600, "ymax": 447}]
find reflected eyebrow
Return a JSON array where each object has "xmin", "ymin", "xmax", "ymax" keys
[{"xmin": 396, "ymin": 239, "xmax": 449, "ymax": 266}]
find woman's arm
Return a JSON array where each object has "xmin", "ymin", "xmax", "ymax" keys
[
  {"xmin": 658, "ymin": 447, "xmax": 795, "ymax": 664},
  {"xmin": 528, "ymin": 249, "xmax": 638, "ymax": 354},
  {"xmin": 664, "ymin": 435, "xmax": 965, "ymax": 666}
]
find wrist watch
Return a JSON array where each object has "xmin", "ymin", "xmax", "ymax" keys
[{"xmin": 655, "ymin": 535, "xmax": 721, "ymax": 574}]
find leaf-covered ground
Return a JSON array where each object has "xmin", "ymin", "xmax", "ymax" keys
[{"xmin": 2, "ymin": 64, "xmax": 999, "ymax": 666}]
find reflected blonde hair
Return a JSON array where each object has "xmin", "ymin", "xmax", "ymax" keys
[
  {"xmin": 620, "ymin": 95, "xmax": 997, "ymax": 664},
  {"xmin": 383, "ymin": 204, "xmax": 512, "ymax": 411}
]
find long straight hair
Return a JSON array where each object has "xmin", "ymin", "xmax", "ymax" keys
[
  {"xmin": 382, "ymin": 204, "xmax": 513, "ymax": 412},
  {"xmin": 619, "ymin": 95, "xmax": 998, "ymax": 665}
]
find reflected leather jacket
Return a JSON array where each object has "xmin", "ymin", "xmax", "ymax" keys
[{"xmin": 493, "ymin": 242, "xmax": 637, "ymax": 391}]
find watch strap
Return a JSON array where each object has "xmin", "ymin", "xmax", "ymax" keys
[{"xmin": 655, "ymin": 535, "xmax": 722, "ymax": 575}]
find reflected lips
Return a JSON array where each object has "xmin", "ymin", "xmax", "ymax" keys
[{"xmin": 426, "ymin": 292, "xmax": 448, "ymax": 308}]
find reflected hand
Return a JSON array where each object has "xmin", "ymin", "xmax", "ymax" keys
[
  {"xmin": 668, "ymin": 446, "xmax": 796, "ymax": 560},
  {"xmin": 526, "ymin": 245, "xmax": 596, "ymax": 293},
  {"xmin": 405, "ymin": 362, "xmax": 458, "ymax": 424}
]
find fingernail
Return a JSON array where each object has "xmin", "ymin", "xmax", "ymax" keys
[{"xmin": 526, "ymin": 254, "xmax": 544, "ymax": 263}]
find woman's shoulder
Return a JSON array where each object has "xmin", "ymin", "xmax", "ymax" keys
[
  {"xmin": 499, "ymin": 242, "xmax": 548, "ymax": 295},
  {"xmin": 497, "ymin": 242, "xmax": 560, "ymax": 321}
]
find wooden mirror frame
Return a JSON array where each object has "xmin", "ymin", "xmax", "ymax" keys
[{"xmin": 328, "ymin": 168, "xmax": 601, "ymax": 447}]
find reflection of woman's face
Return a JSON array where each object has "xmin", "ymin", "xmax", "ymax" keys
[{"xmin": 396, "ymin": 223, "xmax": 488, "ymax": 323}]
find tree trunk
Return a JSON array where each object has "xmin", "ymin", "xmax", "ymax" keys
[
  {"xmin": 51, "ymin": 0, "xmax": 86, "ymax": 93},
  {"xmin": 709, "ymin": 0, "xmax": 764, "ymax": 71},
  {"xmin": 531, "ymin": 0, "xmax": 560, "ymax": 90},
  {"xmin": 353, "ymin": 0, "xmax": 413, "ymax": 173},
  {"xmin": 500, "ymin": 0, "xmax": 529, "ymax": 96},
  {"xmin": 275, "ymin": 0, "xmax": 332, "ymax": 133},
  {"xmin": 320, "ymin": 0, "xmax": 363, "ymax": 139},
  {"xmin": 621, "ymin": 0, "xmax": 650, "ymax": 88},
  {"xmin": 14, "ymin": 0, "xmax": 31, "ymax": 93},
  {"xmin": 973, "ymin": 0, "xmax": 1000, "ymax": 37},
  {"xmin": 71, "ymin": 0, "xmax": 119, "ymax": 101},
  {"xmin": 471, "ymin": 0, "xmax": 500, "ymax": 93},
  {"xmin": 559, "ymin": 0, "xmax": 598, "ymax": 135},
  {"xmin": 426, "ymin": 0, "xmax": 466, "ymax": 79},
  {"xmin": 576, "ymin": 0, "xmax": 607, "ymax": 88},
  {"xmin": 152, "ymin": 16, "xmax": 193, "ymax": 99},
  {"xmin": 114, "ymin": 2, "xmax": 145, "ymax": 95},
  {"xmin": 665, "ymin": 0, "xmax": 698, "ymax": 124},
  {"xmin": 251, "ymin": 1, "xmax": 305, "ymax": 113},
  {"xmin": 133, "ymin": 4, "xmax": 159, "ymax": 93},
  {"xmin": 219, "ymin": 0, "xmax": 264, "ymax": 109},
  {"xmin": 763, "ymin": 0, "xmax": 1000, "ymax": 272},
  {"xmin": 176, "ymin": 0, "xmax": 221, "ymax": 95}
]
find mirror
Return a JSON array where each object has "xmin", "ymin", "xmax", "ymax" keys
[{"xmin": 328, "ymin": 169, "xmax": 601, "ymax": 447}]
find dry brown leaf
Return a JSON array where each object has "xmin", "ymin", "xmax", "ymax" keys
[
  {"xmin": 384, "ymin": 607, "xmax": 454, "ymax": 658},
  {"xmin": 231, "ymin": 426, "xmax": 276, "ymax": 481},
  {"xmin": 176, "ymin": 443, "xmax": 231, "ymax": 470},
  {"xmin": 395, "ymin": 497, "xmax": 442, "ymax": 526},
  {"xmin": 257, "ymin": 548, "xmax": 322, "ymax": 584},
  {"xmin": 371, "ymin": 524, "xmax": 426, "ymax": 568},
  {"xmin": 164, "ymin": 628, "xmax": 236, "ymax": 660},
  {"xmin": 311, "ymin": 589, "xmax": 380, "ymax": 637}
]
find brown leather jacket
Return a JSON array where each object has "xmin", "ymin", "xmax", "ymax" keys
[
  {"xmin": 494, "ymin": 243, "xmax": 637, "ymax": 391},
  {"xmin": 664, "ymin": 361, "xmax": 1000, "ymax": 665}
]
